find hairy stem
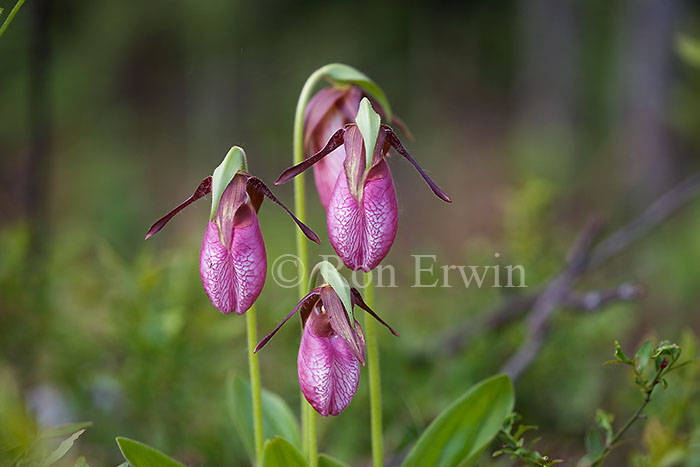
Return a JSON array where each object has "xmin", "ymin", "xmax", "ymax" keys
[
  {"xmin": 364, "ymin": 272, "xmax": 384, "ymax": 467},
  {"xmin": 247, "ymin": 306, "xmax": 264, "ymax": 463}
]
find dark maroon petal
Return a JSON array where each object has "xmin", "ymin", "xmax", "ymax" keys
[
  {"xmin": 275, "ymin": 128, "xmax": 346, "ymax": 186},
  {"xmin": 342, "ymin": 125, "xmax": 367, "ymax": 203},
  {"xmin": 320, "ymin": 286, "xmax": 365, "ymax": 365},
  {"xmin": 145, "ymin": 176, "xmax": 212, "ymax": 239},
  {"xmin": 216, "ymin": 175, "xmax": 252, "ymax": 249},
  {"xmin": 255, "ymin": 289, "xmax": 321, "ymax": 353},
  {"xmin": 297, "ymin": 311, "xmax": 361, "ymax": 416},
  {"xmin": 350, "ymin": 288, "xmax": 399, "ymax": 336},
  {"xmin": 383, "ymin": 126, "xmax": 452, "ymax": 203},
  {"xmin": 246, "ymin": 176, "xmax": 321, "ymax": 245}
]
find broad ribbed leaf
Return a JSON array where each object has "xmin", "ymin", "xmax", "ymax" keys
[
  {"xmin": 261, "ymin": 437, "xmax": 307, "ymax": 467},
  {"xmin": 402, "ymin": 374, "xmax": 514, "ymax": 467},
  {"xmin": 210, "ymin": 146, "xmax": 246, "ymax": 220},
  {"xmin": 227, "ymin": 374, "xmax": 301, "ymax": 463},
  {"xmin": 321, "ymin": 63, "xmax": 392, "ymax": 121},
  {"xmin": 115, "ymin": 437, "xmax": 183, "ymax": 467}
]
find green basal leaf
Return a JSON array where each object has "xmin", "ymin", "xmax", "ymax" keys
[
  {"xmin": 320, "ymin": 63, "xmax": 393, "ymax": 121},
  {"xmin": 115, "ymin": 437, "xmax": 183, "ymax": 467},
  {"xmin": 73, "ymin": 456, "xmax": 90, "ymax": 467},
  {"xmin": 41, "ymin": 429, "xmax": 86, "ymax": 467},
  {"xmin": 210, "ymin": 146, "xmax": 247, "ymax": 220},
  {"xmin": 318, "ymin": 454, "xmax": 350, "ymax": 467},
  {"xmin": 40, "ymin": 421, "xmax": 93, "ymax": 440},
  {"xmin": 227, "ymin": 374, "xmax": 301, "ymax": 463},
  {"xmin": 635, "ymin": 341, "xmax": 652, "ymax": 373},
  {"xmin": 318, "ymin": 261, "xmax": 353, "ymax": 322},
  {"xmin": 261, "ymin": 437, "xmax": 307, "ymax": 467},
  {"xmin": 355, "ymin": 98, "xmax": 381, "ymax": 170},
  {"xmin": 677, "ymin": 34, "xmax": 700, "ymax": 69},
  {"xmin": 403, "ymin": 374, "xmax": 515, "ymax": 467}
]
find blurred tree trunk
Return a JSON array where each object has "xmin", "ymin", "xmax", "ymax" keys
[
  {"xmin": 515, "ymin": 0, "xmax": 577, "ymax": 181},
  {"xmin": 618, "ymin": 0, "xmax": 681, "ymax": 203},
  {"xmin": 17, "ymin": 0, "xmax": 52, "ymax": 386}
]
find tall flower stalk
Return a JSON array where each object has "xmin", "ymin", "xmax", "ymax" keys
[
  {"xmin": 292, "ymin": 64, "xmax": 395, "ymax": 466},
  {"xmin": 363, "ymin": 272, "xmax": 384, "ymax": 467},
  {"xmin": 246, "ymin": 305, "xmax": 264, "ymax": 462},
  {"xmin": 145, "ymin": 146, "xmax": 319, "ymax": 466}
]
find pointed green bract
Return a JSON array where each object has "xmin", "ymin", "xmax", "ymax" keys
[
  {"xmin": 261, "ymin": 437, "xmax": 308, "ymax": 467},
  {"xmin": 318, "ymin": 261, "xmax": 353, "ymax": 322},
  {"xmin": 320, "ymin": 63, "xmax": 392, "ymax": 121},
  {"xmin": 403, "ymin": 374, "xmax": 515, "ymax": 467},
  {"xmin": 355, "ymin": 98, "xmax": 381, "ymax": 170},
  {"xmin": 210, "ymin": 146, "xmax": 247, "ymax": 220},
  {"xmin": 115, "ymin": 437, "xmax": 183, "ymax": 467}
]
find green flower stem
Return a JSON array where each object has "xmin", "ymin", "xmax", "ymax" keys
[
  {"xmin": 246, "ymin": 305, "xmax": 264, "ymax": 464},
  {"xmin": 0, "ymin": 0, "xmax": 26, "ymax": 39},
  {"xmin": 293, "ymin": 67, "xmax": 327, "ymax": 467},
  {"xmin": 364, "ymin": 271, "xmax": 384, "ymax": 467}
]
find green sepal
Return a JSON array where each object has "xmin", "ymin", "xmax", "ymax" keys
[
  {"xmin": 355, "ymin": 98, "xmax": 381, "ymax": 170},
  {"xmin": 318, "ymin": 261, "xmax": 353, "ymax": 322},
  {"xmin": 210, "ymin": 146, "xmax": 247, "ymax": 220}
]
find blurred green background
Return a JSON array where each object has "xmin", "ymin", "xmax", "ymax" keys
[{"xmin": 2, "ymin": 0, "xmax": 700, "ymax": 465}]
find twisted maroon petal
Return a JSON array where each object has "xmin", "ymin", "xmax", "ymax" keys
[
  {"xmin": 297, "ymin": 312, "xmax": 361, "ymax": 417},
  {"xmin": 145, "ymin": 176, "xmax": 212, "ymax": 239}
]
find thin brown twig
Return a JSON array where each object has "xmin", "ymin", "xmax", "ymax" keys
[{"xmin": 435, "ymin": 173, "xmax": 700, "ymax": 378}]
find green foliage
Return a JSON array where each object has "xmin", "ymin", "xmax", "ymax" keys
[
  {"xmin": 402, "ymin": 374, "xmax": 514, "ymax": 467},
  {"xmin": 581, "ymin": 339, "xmax": 687, "ymax": 466},
  {"xmin": 677, "ymin": 34, "xmax": 700, "ymax": 69},
  {"xmin": 227, "ymin": 374, "xmax": 301, "ymax": 463},
  {"xmin": 260, "ymin": 437, "xmax": 307, "ymax": 467},
  {"xmin": 116, "ymin": 437, "xmax": 183, "ymax": 467},
  {"xmin": 318, "ymin": 453, "xmax": 351, "ymax": 467},
  {"xmin": 494, "ymin": 413, "xmax": 562, "ymax": 466}
]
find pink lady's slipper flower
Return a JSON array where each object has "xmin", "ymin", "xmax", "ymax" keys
[
  {"xmin": 306, "ymin": 86, "xmax": 388, "ymax": 209},
  {"xmin": 146, "ymin": 147, "xmax": 320, "ymax": 315},
  {"xmin": 278, "ymin": 99, "xmax": 450, "ymax": 272},
  {"xmin": 255, "ymin": 283, "xmax": 397, "ymax": 416}
]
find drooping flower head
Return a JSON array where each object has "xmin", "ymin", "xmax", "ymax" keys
[
  {"xmin": 278, "ymin": 99, "xmax": 450, "ymax": 272},
  {"xmin": 146, "ymin": 147, "xmax": 320, "ymax": 315},
  {"xmin": 255, "ymin": 262, "xmax": 397, "ymax": 416},
  {"xmin": 305, "ymin": 85, "xmax": 398, "ymax": 209}
]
